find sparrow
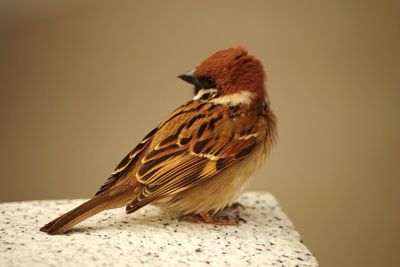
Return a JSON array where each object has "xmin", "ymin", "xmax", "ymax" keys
[{"xmin": 40, "ymin": 47, "xmax": 277, "ymax": 235}]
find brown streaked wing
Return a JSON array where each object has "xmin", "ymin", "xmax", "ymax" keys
[
  {"xmin": 94, "ymin": 127, "xmax": 158, "ymax": 196},
  {"xmin": 125, "ymin": 101, "xmax": 268, "ymax": 213}
]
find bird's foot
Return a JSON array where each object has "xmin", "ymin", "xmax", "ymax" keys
[
  {"xmin": 182, "ymin": 212, "xmax": 245, "ymax": 225},
  {"xmin": 228, "ymin": 202, "xmax": 245, "ymax": 210}
]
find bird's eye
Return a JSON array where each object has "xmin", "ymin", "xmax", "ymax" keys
[{"xmin": 199, "ymin": 77, "xmax": 216, "ymax": 89}]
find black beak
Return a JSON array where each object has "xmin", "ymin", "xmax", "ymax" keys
[{"xmin": 178, "ymin": 69, "xmax": 200, "ymax": 87}]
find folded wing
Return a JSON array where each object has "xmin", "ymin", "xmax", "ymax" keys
[{"xmin": 125, "ymin": 100, "xmax": 269, "ymax": 213}]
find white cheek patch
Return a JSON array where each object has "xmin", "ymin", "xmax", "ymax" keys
[
  {"xmin": 211, "ymin": 91, "xmax": 254, "ymax": 106},
  {"xmin": 193, "ymin": 89, "xmax": 218, "ymax": 101}
]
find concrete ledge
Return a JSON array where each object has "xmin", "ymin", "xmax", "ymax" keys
[{"xmin": 0, "ymin": 192, "xmax": 318, "ymax": 266}]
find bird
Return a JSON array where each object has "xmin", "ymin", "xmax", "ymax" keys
[{"xmin": 40, "ymin": 47, "xmax": 277, "ymax": 235}]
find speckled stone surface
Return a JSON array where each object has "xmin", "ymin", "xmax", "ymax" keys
[{"xmin": 0, "ymin": 192, "xmax": 317, "ymax": 266}]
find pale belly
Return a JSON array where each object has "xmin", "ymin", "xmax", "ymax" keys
[{"xmin": 155, "ymin": 142, "xmax": 267, "ymax": 215}]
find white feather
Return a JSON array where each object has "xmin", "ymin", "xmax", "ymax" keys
[
  {"xmin": 211, "ymin": 91, "xmax": 254, "ymax": 106},
  {"xmin": 193, "ymin": 89, "xmax": 218, "ymax": 101}
]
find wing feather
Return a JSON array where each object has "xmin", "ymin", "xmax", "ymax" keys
[
  {"xmin": 94, "ymin": 127, "xmax": 157, "ymax": 196},
  {"xmin": 125, "ymin": 100, "xmax": 270, "ymax": 213}
]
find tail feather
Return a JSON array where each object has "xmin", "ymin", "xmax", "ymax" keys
[{"xmin": 40, "ymin": 193, "xmax": 128, "ymax": 235}]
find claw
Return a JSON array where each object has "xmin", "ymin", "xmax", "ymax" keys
[{"xmin": 229, "ymin": 202, "xmax": 245, "ymax": 210}]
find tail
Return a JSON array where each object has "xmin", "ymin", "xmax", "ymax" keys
[{"xmin": 40, "ymin": 193, "xmax": 128, "ymax": 235}]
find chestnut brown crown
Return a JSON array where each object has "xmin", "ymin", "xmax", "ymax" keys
[{"xmin": 179, "ymin": 47, "xmax": 266, "ymax": 99}]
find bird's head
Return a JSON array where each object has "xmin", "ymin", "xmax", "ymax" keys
[{"xmin": 178, "ymin": 47, "xmax": 266, "ymax": 100}]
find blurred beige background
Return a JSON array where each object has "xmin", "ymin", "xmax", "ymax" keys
[{"xmin": 1, "ymin": 0, "xmax": 399, "ymax": 266}]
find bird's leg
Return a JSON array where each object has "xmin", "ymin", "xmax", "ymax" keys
[
  {"xmin": 228, "ymin": 202, "xmax": 245, "ymax": 210},
  {"xmin": 182, "ymin": 212, "xmax": 244, "ymax": 225}
]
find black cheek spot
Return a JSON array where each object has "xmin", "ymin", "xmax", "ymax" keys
[
  {"xmin": 230, "ymin": 105, "xmax": 240, "ymax": 114},
  {"xmin": 200, "ymin": 93, "xmax": 210, "ymax": 100}
]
